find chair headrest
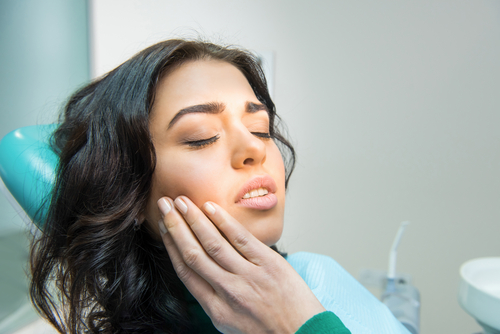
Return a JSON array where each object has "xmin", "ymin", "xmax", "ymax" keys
[{"xmin": 0, "ymin": 124, "xmax": 59, "ymax": 227}]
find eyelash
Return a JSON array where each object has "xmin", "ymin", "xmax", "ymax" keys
[
  {"xmin": 185, "ymin": 135, "xmax": 220, "ymax": 148},
  {"xmin": 251, "ymin": 132, "xmax": 272, "ymax": 139},
  {"xmin": 185, "ymin": 132, "xmax": 272, "ymax": 149}
]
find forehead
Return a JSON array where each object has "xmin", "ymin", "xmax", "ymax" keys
[{"xmin": 151, "ymin": 59, "xmax": 258, "ymax": 120}]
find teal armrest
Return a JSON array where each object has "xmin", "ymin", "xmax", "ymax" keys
[{"xmin": 0, "ymin": 125, "xmax": 59, "ymax": 226}]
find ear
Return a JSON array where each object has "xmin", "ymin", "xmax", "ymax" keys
[{"xmin": 136, "ymin": 212, "xmax": 146, "ymax": 225}]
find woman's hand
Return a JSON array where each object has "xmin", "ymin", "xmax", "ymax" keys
[{"xmin": 157, "ymin": 196, "xmax": 326, "ymax": 334}]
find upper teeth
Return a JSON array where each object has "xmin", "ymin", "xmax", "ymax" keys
[{"xmin": 243, "ymin": 187, "xmax": 269, "ymax": 199}]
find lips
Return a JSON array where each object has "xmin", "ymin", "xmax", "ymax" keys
[{"xmin": 235, "ymin": 175, "xmax": 278, "ymax": 210}]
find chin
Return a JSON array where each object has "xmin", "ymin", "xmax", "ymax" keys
[{"xmin": 249, "ymin": 221, "xmax": 284, "ymax": 247}]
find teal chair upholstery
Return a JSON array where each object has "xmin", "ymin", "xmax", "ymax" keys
[{"xmin": 0, "ymin": 125, "xmax": 59, "ymax": 227}]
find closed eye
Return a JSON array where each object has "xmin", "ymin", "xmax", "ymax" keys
[
  {"xmin": 184, "ymin": 135, "xmax": 220, "ymax": 148},
  {"xmin": 251, "ymin": 132, "xmax": 271, "ymax": 139}
]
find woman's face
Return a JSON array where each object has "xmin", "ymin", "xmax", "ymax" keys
[{"xmin": 144, "ymin": 59, "xmax": 286, "ymax": 246}]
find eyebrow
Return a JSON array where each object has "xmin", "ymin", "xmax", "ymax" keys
[
  {"xmin": 246, "ymin": 101, "xmax": 268, "ymax": 113},
  {"xmin": 168, "ymin": 101, "xmax": 268, "ymax": 129}
]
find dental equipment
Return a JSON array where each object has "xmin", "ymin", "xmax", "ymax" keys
[
  {"xmin": 459, "ymin": 257, "xmax": 500, "ymax": 334},
  {"xmin": 381, "ymin": 221, "xmax": 421, "ymax": 334}
]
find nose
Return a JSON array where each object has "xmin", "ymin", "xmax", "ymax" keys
[{"xmin": 230, "ymin": 124, "xmax": 267, "ymax": 169}]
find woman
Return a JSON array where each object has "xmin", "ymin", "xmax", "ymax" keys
[{"xmin": 30, "ymin": 39, "xmax": 405, "ymax": 334}]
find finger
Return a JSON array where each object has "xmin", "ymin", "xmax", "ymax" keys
[
  {"xmin": 158, "ymin": 197, "xmax": 229, "ymax": 283},
  {"xmin": 202, "ymin": 201, "xmax": 271, "ymax": 266},
  {"xmin": 159, "ymin": 222, "xmax": 214, "ymax": 297},
  {"xmin": 159, "ymin": 223, "xmax": 229, "ymax": 319},
  {"xmin": 173, "ymin": 196, "xmax": 249, "ymax": 274}
]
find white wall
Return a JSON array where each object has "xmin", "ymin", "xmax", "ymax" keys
[
  {"xmin": 90, "ymin": 1, "xmax": 500, "ymax": 333},
  {"xmin": 0, "ymin": 0, "xmax": 89, "ymax": 234}
]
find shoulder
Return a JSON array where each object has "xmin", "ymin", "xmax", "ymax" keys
[
  {"xmin": 286, "ymin": 252, "xmax": 342, "ymax": 271},
  {"xmin": 286, "ymin": 252, "xmax": 350, "ymax": 289},
  {"xmin": 286, "ymin": 252, "xmax": 410, "ymax": 334},
  {"xmin": 285, "ymin": 251, "xmax": 368, "ymax": 308}
]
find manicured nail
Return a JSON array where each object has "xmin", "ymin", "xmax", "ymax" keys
[
  {"xmin": 204, "ymin": 202, "xmax": 216, "ymax": 215},
  {"xmin": 158, "ymin": 219, "xmax": 168, "ymax": 235},
  {"xmin": 157, "ymin": 198, "xmax": 171, "ymax": 216},
  {"xmin": 174, "ymin": 197, "xmax": 188, "ymax": 214}
]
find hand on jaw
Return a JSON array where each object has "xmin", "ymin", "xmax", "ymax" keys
[{"xmin": 157, "ymin": 196, "xmax": 326, "ymax": 334}]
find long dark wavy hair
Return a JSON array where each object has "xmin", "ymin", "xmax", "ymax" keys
[{"xmin": 30, "ymin": 39, "xmax": 296, "ymax": 334}]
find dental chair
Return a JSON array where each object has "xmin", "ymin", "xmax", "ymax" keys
[
  {"xmin": 0, "ymin": 125, "xmax": 57, "ymax": 333},
  {"xmin": 0, "ymin": 124, "xmax": 58, "ymax": 227}
]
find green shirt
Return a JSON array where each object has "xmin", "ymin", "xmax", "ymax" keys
[{"xmin": 296, "ymin": 311, "xmax": 351, "ymax": 334}]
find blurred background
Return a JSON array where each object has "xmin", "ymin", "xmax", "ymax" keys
[{"xmin": 0, "ymin": 1, "xmax": 499, "ymax": 333}]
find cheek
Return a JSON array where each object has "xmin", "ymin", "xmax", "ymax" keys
[
  {"xmin": 144, "ymin": 150, "xmax": 226, "ymax": 232},
  {"xmin": 268, "ymin": 143, "xmax": 286, "ymax": 189},
  {"xmin": 152, "ymin": 151, "xmax": 226, "ymax": 206}
]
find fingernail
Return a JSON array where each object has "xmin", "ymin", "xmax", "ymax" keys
[
  {"xmin": 204, "ymin": 202, "xmax": 216, "ymax": 215},
  {"xmin": 158, "ymin": 219, "xmax": 168, "ymax": 235},
  {"xmin": 174, "ymin": 197, "xmax": 188, "ymax": 214},
  {"xmin": 158, "ymin": 198, "xmax": 171, "ymax": 216}
]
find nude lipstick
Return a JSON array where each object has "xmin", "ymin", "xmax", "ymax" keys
[{"xmin": 235, "ymin": 175, "xmax": 278, "ymax": 210}]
